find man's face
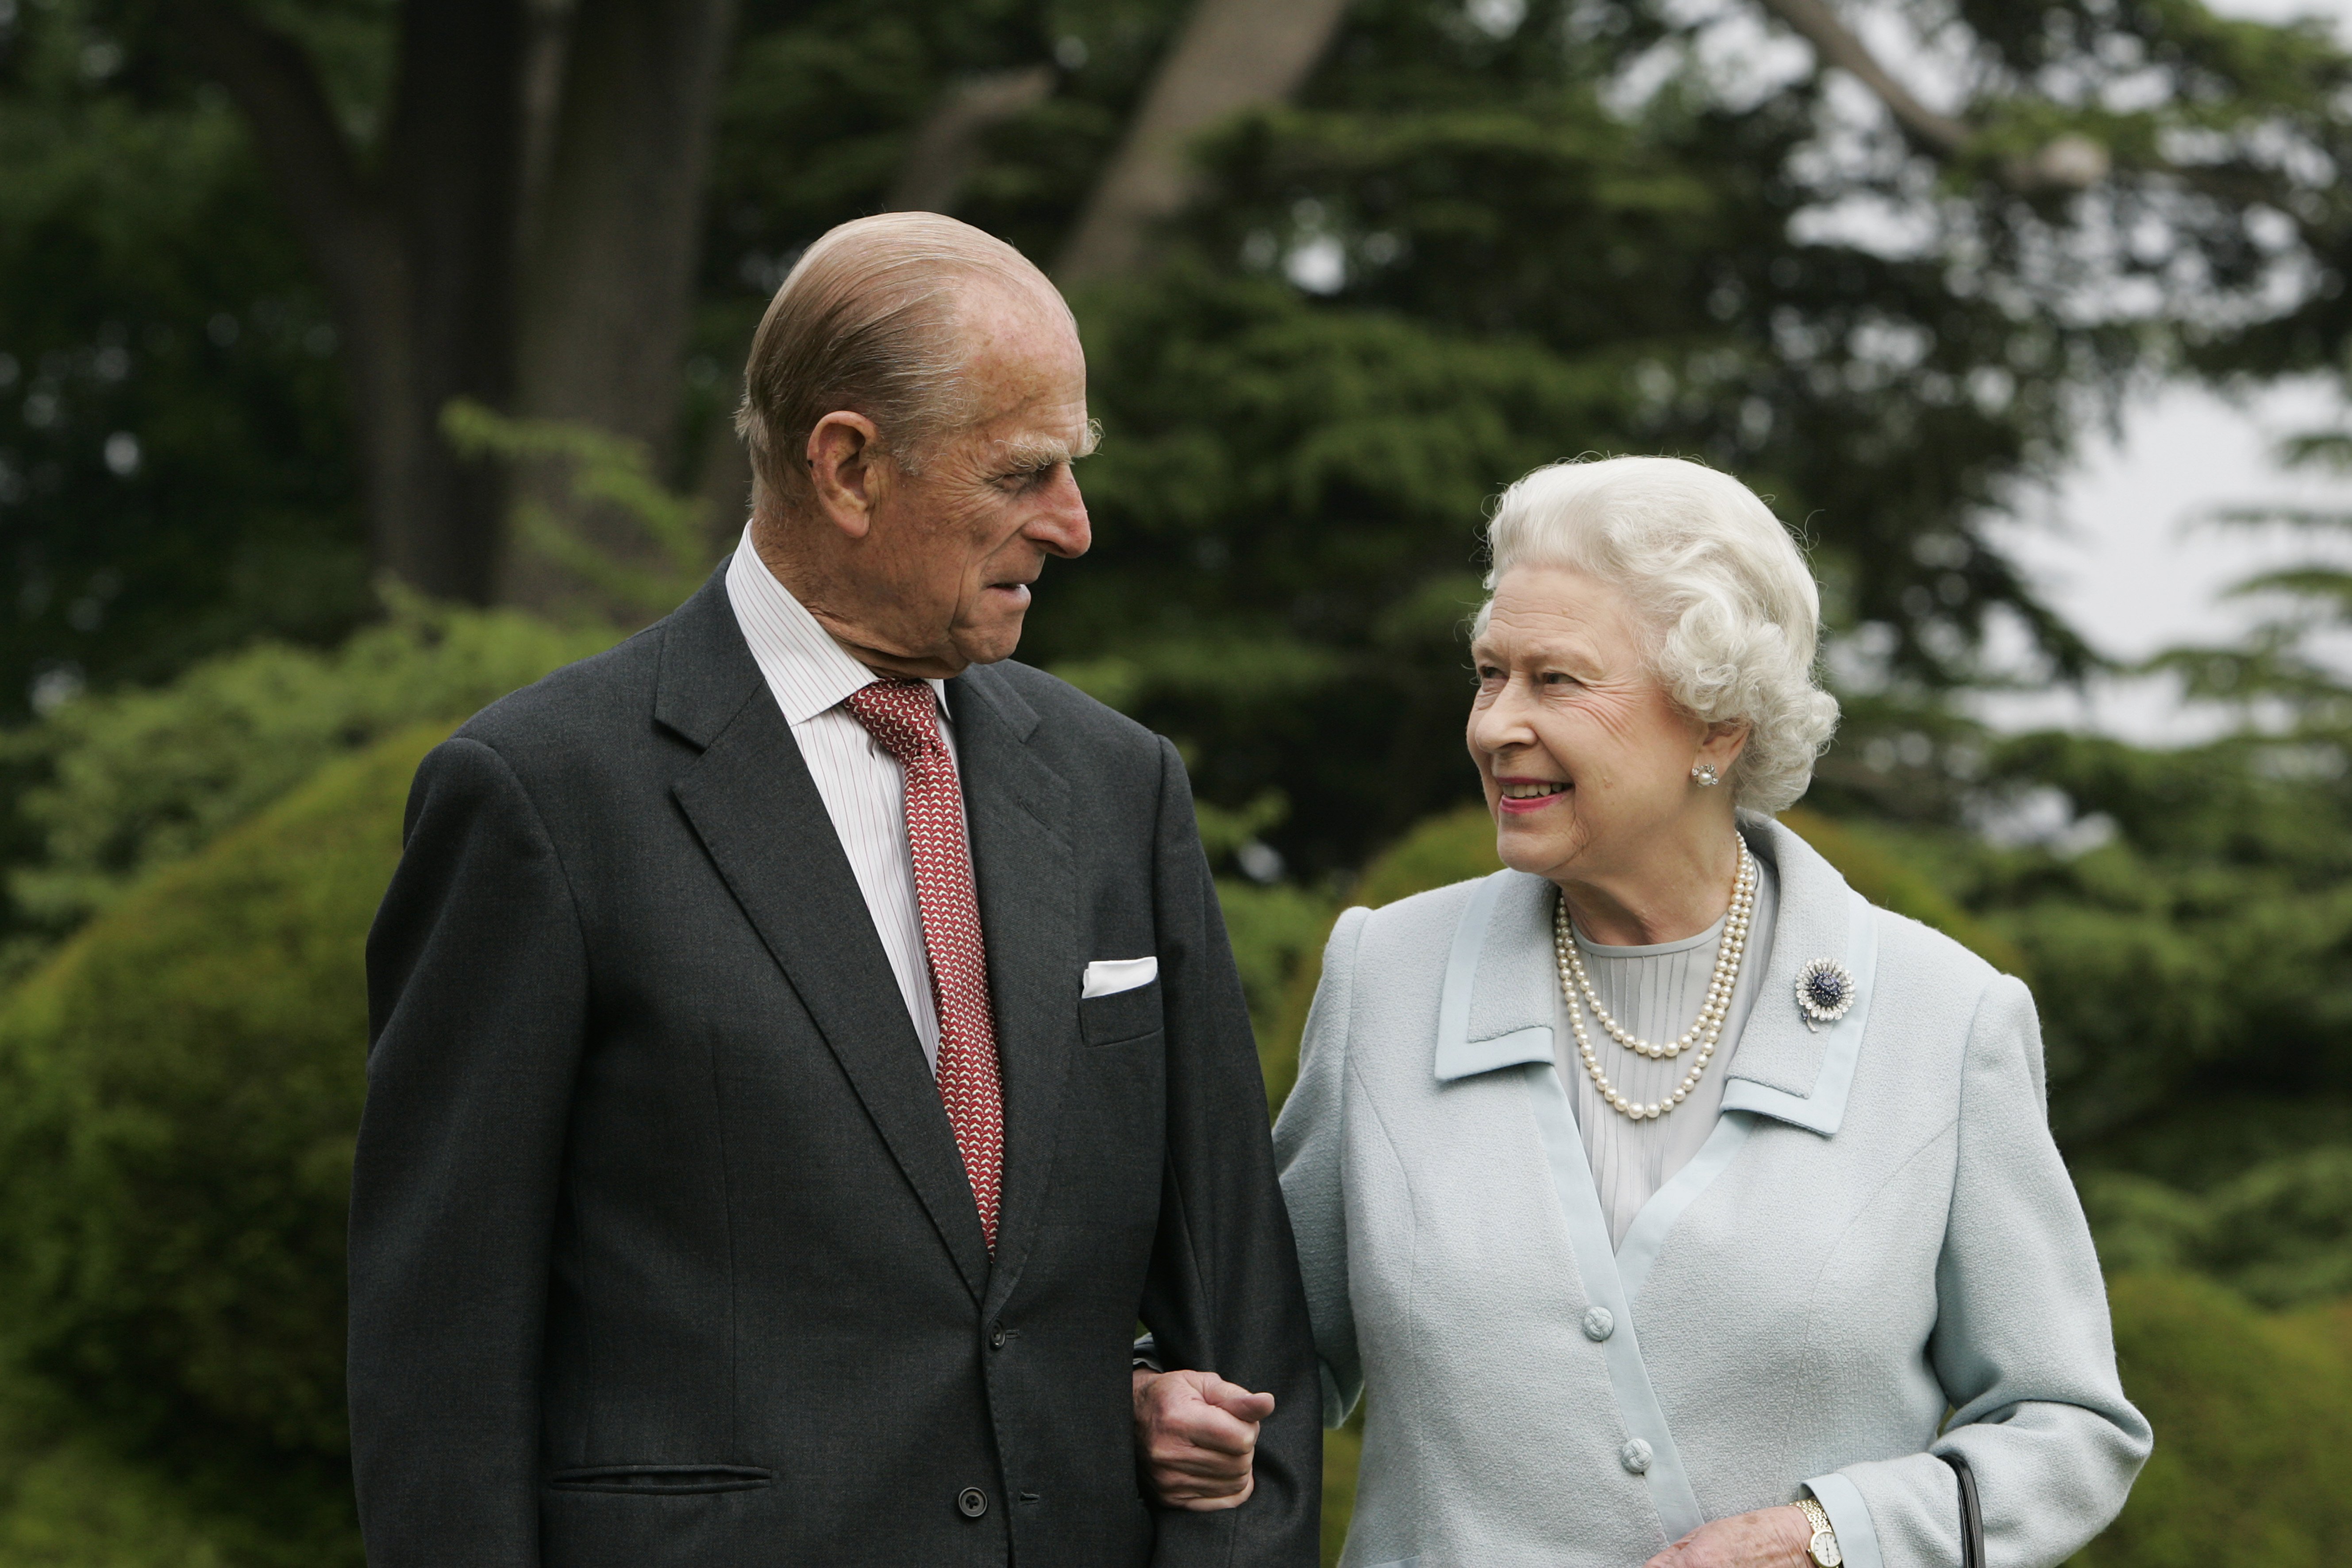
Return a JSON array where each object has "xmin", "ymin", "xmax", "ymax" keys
[{"xmin": 793, "ymin": 285, "xmax": 1093, "ymax": 678}]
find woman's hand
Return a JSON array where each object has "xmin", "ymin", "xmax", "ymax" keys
[
  {"xmin": 1642, "ymin": 1505, "xmax": 1816, "ymax": 1568},
  {"xmin": 1131, "ymin": 1367, "xmax": 1276, "ymax": 1510}
]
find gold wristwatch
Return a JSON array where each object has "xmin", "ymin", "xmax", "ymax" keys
[{"xmin": 1796, "ymin": 1495, "xmax": 1843, "ymax": 1568}]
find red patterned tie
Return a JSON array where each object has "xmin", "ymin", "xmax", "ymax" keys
[{"xmin": 843, "ymin": 678, "xmax": 1005, "ymax": 1251}]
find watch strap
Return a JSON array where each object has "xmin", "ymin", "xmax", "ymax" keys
[{"xmin": 1797, "ymin": 1495, "xmax": 1843, "ymax": 1568}]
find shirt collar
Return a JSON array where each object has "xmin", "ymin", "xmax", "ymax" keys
[{"xmin": 724, "ymin": 524, "xmax": 951, "ymax": 727}]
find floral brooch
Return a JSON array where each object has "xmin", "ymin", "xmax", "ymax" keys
[{"xmin": 1795, "ymin": 958, "xmax": 1857, "ymax": 1032}]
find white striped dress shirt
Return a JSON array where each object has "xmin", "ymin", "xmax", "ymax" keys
[{"xmin": 725, "ymin": 526, "xmax": 959, "ymax": 1071}]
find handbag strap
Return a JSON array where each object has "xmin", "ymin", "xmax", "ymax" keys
[{"xmin": 1938, "ymin": 1451, "xmax": 1986, "ymax": 1568}]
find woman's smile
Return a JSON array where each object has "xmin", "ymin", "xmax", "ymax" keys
[{"xmin": 1495, "ymin": 775, "xmax": 1570, "ymax": 812}]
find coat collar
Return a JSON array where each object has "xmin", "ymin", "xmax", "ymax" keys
[{"xmin": 1432, "ymin": 814, "xmax": 1879, "ymax": 1137}]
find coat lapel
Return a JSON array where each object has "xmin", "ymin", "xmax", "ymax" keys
[
  {"xmin": 657, "ymin": 570, "xmax": 992, "ymax": 1302},
  {"xmin": 1718, "ymin": 816, "xmax": 1876, "ymax": 1136},
  {"xmin": 948, "ymin": 665, "xmax": 1079, "ymax": 1318}
]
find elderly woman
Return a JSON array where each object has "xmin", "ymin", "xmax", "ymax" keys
[{"xmin": 1270, "ymin": 457, "xmax": 2149, "ymax": 1568}]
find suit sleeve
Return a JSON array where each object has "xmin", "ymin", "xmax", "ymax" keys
[
  {"xmin": 1271, "ymin": 905, "xmax": 1370, "ymax": 1429},
  {"xmin": 350, "ymin": 736, "xmax": 591, "ymax": 1568},
  {"xmin": 1803, "ymin": 974, "xmax": 2152, "ymax": 1568},
  {"xmin": 1137, "ymin": 736, "xmax": 1323, "ymax": 1568}
]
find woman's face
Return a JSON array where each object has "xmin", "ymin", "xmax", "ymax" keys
[{"xmin": 1467, "ymin": 564, "xmax": 1716, "ymax": 886}]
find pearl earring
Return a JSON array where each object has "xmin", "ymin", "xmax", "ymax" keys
[{"xmin": 1691, "ymin": 763, "xmax": 1721, "ymax": 788}]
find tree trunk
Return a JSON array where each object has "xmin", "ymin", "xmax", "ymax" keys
[
  {"xmin": 179, "ymin": 0, "xmax": 528, "ymax": 605},
  {"xmin": 500, "ymin": 0, "xmax": 740, "ymax": 613},
  {"xmin": 1055, "ymin": 0, "xmax": 1354, "ymax": 283}
]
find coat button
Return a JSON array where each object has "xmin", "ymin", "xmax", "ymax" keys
[
  {"xmin": 990, "ymin": 1325, "xmax": 1008, "ymax": 1350},
  {"xmin": 1620, "ymin": 1439, "xmax": 1653, "ymax": 1475},
  {"xmin": 1582, "ymin": 1306, "xmax": 1614, "ymax": 1342},
  {"xmin": 957, "ymin": 1486, "xmax": 989, "ymax": 1518}
]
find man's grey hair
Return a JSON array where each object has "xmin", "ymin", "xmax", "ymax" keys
[
  {"xmin": 1476, "ymin": 455, "xmax": 1841, "ymax": 813},
  {"xmin": 734, "ymin": 212, "xmax": 1071, "ymax": 516}
]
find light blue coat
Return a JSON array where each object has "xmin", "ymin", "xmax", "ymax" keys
[{"xmin": 1274, "ymin": 816, "xmax": 2149, "ymax": 1568}]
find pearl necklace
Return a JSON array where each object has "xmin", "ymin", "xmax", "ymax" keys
[{"xmin": 1553, "ymin": 838, "xmax": 1756, "ymax": 1122}]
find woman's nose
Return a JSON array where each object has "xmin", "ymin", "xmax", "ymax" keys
[{"xmin": 1468, "ymin": 677, "xmax": 1536, "ymax": 754}]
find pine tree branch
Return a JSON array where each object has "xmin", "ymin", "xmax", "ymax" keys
[{"xmin": 1751, "ymin": 0, "xmax": 1971, "ymax": 154}]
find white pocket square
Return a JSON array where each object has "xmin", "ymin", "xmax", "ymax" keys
[{"xmin": 1082, "ymin": 956, "xmax": 1159, "ymax": 998}]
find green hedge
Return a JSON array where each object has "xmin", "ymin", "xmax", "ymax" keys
[
  {"xmin": 2079, "ymin": 1275, "xmax": 2352, "ymax": 1566},
  {"xmin": 0, "ymin": 725, "xmax": 442, "ymax": 1564}
]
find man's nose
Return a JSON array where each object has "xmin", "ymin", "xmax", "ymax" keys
[{"xmin": 1027, "ymin": 468, "xmax": 1091, "ymax": 559}]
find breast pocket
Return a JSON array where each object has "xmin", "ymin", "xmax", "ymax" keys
[{"xmin": 1079, "ymin": 978, "xmax": 1163, "ymax": 1047}]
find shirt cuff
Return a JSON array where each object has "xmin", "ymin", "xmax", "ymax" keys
[
  {"xmin": 1131, "ymin": 1334, "xmax": 1162, "ymax": 1373},
  {"xmin": 1804, "ymin": 1471, "xmax": 1886, "ymax": 1568}
]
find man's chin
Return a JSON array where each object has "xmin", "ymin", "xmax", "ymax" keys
[{"xmin": 950, "ymin": 615, "xmax": 1028, "ymax": 668}]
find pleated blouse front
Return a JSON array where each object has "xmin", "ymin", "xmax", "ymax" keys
[{"xmin": 1554, "ymin": 860, "xmax": 1781, "ymax": 1246}]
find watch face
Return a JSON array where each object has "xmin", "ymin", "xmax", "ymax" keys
[{"xmin": 1810, "ymin": 1528, "xmax": 1844, "ymax": 1568}]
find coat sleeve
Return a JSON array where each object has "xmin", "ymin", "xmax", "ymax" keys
[
  {"xmin": 349, "ymin": 736, "xmax": 591, "ymax": 1568},
  {"xmin": 1803, "ymin": 974, "xmax": 2152, "ymax": 1568},
  {"xmin": 1137, "ymin": 736, "xmax": 1323, "ymax": 1568},
  {"xmin": 1272, "ymin": 905, "xmax": 1370, "ymax": 1428}
]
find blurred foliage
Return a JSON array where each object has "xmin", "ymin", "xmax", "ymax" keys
[
  {"xmin": 1010, "ymin": 0, "xmax": 2352, "ymax": 873},
  {"xmin": 19, "ymin": 0, "xmax": 2352, "ymax": 875},
  {"xmin": 441, "ymin": 399, "xmax": 727, "ymax": 622},
  {"xmin": 0, "ymin": 730, "xmax": 440, "ymax": 1565},
  {"xmin": 0, "ymin": 1366, "xmax": 230, "ymax": 1567},
  {"xmin": 0, "ymin": 0, "xmax": 370, "ymax": 720},
  {"xmin": 2086, "ymin": 1150, "xmax": 2352, "ymax": 1309},
  {"xmin": 2072, "ymin": 1275, "xmax": 2352, "ymax": 1567},
  {"xmin": 0, "ymin": 594, "xmax": 612, "ymax": 975}
]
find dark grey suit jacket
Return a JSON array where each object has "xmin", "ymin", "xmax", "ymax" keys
[{"xmin": 350, "ymin": 568, "xmax": 1320, "ymax": 1566}]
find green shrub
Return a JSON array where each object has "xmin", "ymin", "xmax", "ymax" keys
[
  {"xmin": 0, "ymin": 724, "xmax": 444, "ymax": 1564},
  {"xmin": 2082, "ymin": 1150, "xmax": 2352, "ymax": 1309},
  {"xmin": 1, "ymin": 597, "xmax": 611, "ymax": 971},
  {"xmin": 0, "ymin": 1368, "xmax": 229, "ymax": 1568},
  {"xmin": 2076, "ymin": 1275, "xmax": 2352, "ymax": 1566}
]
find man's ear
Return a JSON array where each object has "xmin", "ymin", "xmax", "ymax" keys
[{"xmin": 807, "ymin": 411, "xmax": 885, "ymax": 539}]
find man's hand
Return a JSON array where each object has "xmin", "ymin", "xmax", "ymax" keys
[
  {"xmin": 1642, "ymin": 1505, "xmax": 1815, "ymax": 1568},
  {"xmin": 1131, "ymin": 1368, "xmax": 1276, "ymax": 1510}
]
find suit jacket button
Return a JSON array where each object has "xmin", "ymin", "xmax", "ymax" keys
[
  {"xmin": 1582, "ymin": 1306, "xmax": 1614, "ymax": 1341},
  {"xmin": 990, "ymin": 1326, "xmax": 1008, "ymax": 1350},
  {"xmin": 1620, "ymin": 1439, "xmax": 1653, "ymax": 1475},
  {"xmin": 958, "ymin": 1486, "xmax": 989, "ymax": 1518}
]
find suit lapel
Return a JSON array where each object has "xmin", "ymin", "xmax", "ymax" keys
[
  {"xmin": 948, "ymin": 666, "xmax": 1079, "ymax": 1317},
  {"xmin": 658, "ymin": 570, "xmax": 992, "ymax": 1302}
]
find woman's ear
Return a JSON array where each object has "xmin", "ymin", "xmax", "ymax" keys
[
  {"xmin": 1698, "ymin": 718, "xmax": 1750, "ymax": 772},
  {"xmin": 806, "ymin": 411, "xmax": 885, "ymax": 539}
]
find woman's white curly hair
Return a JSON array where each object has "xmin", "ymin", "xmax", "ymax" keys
[{"xmin": 1476, "ymin": 455, "xmax": 1840, "ymax": 813}]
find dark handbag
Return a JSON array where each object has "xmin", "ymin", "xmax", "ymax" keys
[{"xmin": 1938, "ymin": 1451, "xmax": 1986, "ymax": 1568}]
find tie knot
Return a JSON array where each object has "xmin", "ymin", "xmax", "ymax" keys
[{"xmin": 843, "ymin": 678, "xmax": 946, "ymax": 764}]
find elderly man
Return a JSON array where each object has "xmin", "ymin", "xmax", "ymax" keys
[{"xmin": 350, "ymin": 213, "xmax": 1318, "ymax": 1567}]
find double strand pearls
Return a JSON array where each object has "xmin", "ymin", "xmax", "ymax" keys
[{"xmin": 1554, "ymin": 837, "xmax": 1756, "ymax": 1122}]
